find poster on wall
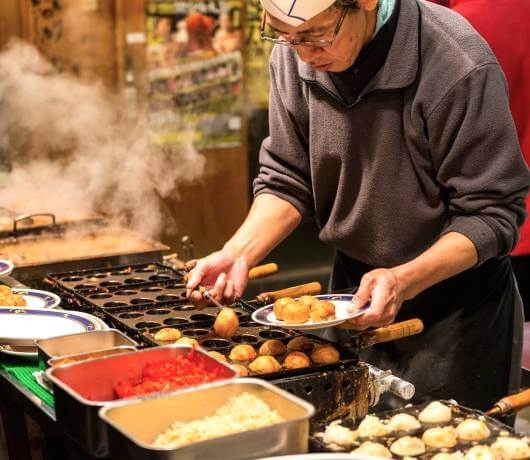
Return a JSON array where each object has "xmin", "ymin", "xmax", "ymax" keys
[{"xmin": 145, "ymin": 0, "xmax": 243, "ymax": 149}]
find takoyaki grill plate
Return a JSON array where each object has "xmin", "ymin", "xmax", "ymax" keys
[
  {"xmin": 76, "ymin": 281, "xmax": 188, "ymax": 310},
  {"xmin": 310, "ymin": 399, "xmax": 527, "ymax": 459},
  {"xmin": 44, "ymin": 262, "xmax": 185, "ymax": 293},
  {"xmin": 104, "ymin": 304, "xmax": 252, "ymax": 344}
]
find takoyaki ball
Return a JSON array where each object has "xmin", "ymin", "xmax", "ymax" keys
[
  {"xmin": 228, "ymin": 344, "xmax": 257, "ymax": 362},
  {"xmin": 310, "ymin": 300, "xmax": 336, "ymax": 322},
  {"xmin": 322, "ymin": 421, "xmax": 357, "ymax": 447},
  {"xmin": 282, "ymin": 300, "xmax": 310, "ymax": 324},
  {"xmin": 490, "ymin": 436, "xmax": 530, "ymax": 459},
  {"xmin": 351, "ymin": 441, "xmax": 392, "ymax": 458},
  {"xmin": 273, "ymin": 297, "xmax": 294, "ymax": 321},
  {"xmin": 422, "ymin": 426, "xmax": 458, "ymax": 449},
  {"xmin": 153, "ymin": 327, "xmax": 182, "ymax": 342},
  {"xmin": 464, "ymin": 445, "xmax": 497, "ymax": 460},
  {"xmin": 175, "ymin": 337, "xmax": 199, "ymax": 346},
  {"xmin": 286, "ymin": 336, "xmax": 314, "ymax": 352},
  {"xmin": 258, "ymin": 339, "xmax": 286, "ymax": 356},
  {"xmin": 418, "ymin": 401, "xmax": 453, "ymax": 424},
  {"xmin": 357, "ymin": 415, "xmax": 391, "ymax": 438},
  {"xmin": 214, "ymin": 307, "xmax": 239, "ymax": 339},
  {"xmin": 311, "ymin": 344, "xmax": 340, "ymax": 364},
  {"xmin": 456, "ymin": 418, "xmax": 491, "ymax": 442},
  {"xmin": 298, "ymin": 295, "xmax": 319, "ymax": 308},
  {"xmin": 432, "ymin": 453, "xmax": 464, "ymax": 460},
  {"xmin": 231, "ymin": 363, "xmax": 249, "ymax": 377},
  {"xmin": 387, "ymin": 413, "xmax": 421, "ymax": 432},
  {"xmin": 283, "ymin": 351, "xmax": 310, "ymax": 369},
  {"xmin": 389, "ymin": 436, "xmax": 426, "ymax": 457},
  {"xmin": 248, "ymin": 355, "xmax": 281, "ymax": 374},
  {"xmin": 208, "ymin": 351, "xmax": 227, "ymax": 362}
]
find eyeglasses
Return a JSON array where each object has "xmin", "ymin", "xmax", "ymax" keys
[{"xmin": 260, "ymin": 8, "xmax": 348, "ymax": 48}]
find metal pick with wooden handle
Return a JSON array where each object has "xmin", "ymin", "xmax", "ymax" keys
[
  {"xmin": 254, "ymin": 282, "xmax": 322, "ymax": 304},
  {"xmin": 352, "ymin": 319, "xmax": 424, "ymax": 349},
  {"xmin": 485, "ymin": 388, "xmax": 530, "ymax": 417},
  {"xmin": 183, "ymin": 262, "xmax": 279, "ymax": 283}
]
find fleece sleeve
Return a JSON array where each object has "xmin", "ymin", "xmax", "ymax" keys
[
  {"xmin": 252, "ymin": 47, "xmax": 315, "ymax": 218},
  {"xmin": 427, "ymin": 63, "xmax": 529, "ymax": 264}
]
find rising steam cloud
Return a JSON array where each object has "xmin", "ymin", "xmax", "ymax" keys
[{"xmin": 0, "ymin": 40, "xmax": 206, "ymax": 239}]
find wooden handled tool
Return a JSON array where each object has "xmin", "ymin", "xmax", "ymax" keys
[
  {"xmin": 485, "ymin": 388, "xmax": 530, "ymax": 417},
  {"xmin": 183, "ymin": 262, "xmax": 279, "ymax": 282},
  {"xmin": 248, "ymin": 263, "xmax": 279, "ymax": 280},
  {"xmin": 254, "ymin": 282, "xmax": 322, "ymax": 304},
  {"xmin": 352, "ymin": 319, "xmax": 424, "ymax": 348}
]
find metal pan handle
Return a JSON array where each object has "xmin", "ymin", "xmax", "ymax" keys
[
  {"xmin": 354, "ymin": 318, "xmax": 424, "ymax": 348},
  {"xmin": 248, "ymin": 263, "xmax": 279, "ymax": 280},
  {"xmin": 255, "ymin": 282, "xmax": 322, "ymax": 304},
  {"xmin": 485, "ymin": 388, "xmax": 530, "ymax": 417},
  {"xmin": 13, "ymin": 213, "xmax": 56, "ymax": 235}
]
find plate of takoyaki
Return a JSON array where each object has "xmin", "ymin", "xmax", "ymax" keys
[
  {"xmin": 0, "ymin": 286, "xmax": 61, "ymax": 308},
  {"xmin": 251, "ymin": 294, "xmax": 368, "ymax": 330}
]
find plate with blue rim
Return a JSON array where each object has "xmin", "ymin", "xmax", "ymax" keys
[
  {"xmin": 0, "ymin": 260, "xmax": 14, "ymax": 278},
  {"xmin": 251, "ymin": 294, "xmax": 369, "ymax": 330},
  {"xmin": 0, "ymin": 308, "xmax": 105, "ymax": 358},
  {"xmin": 0, "ymin": 288, "xmax": 62, "ymax": 309}
]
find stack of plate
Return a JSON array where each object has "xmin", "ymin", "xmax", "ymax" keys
[
  {"xmin": 0, "ymin": 308, "xmax": 108, "ymax": 358},
  {"xmin": 0, "ymin": 259, "xmax": 14, "ymax": 278}
]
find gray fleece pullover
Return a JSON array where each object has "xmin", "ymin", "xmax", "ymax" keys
[{"xmin": 253, "ymin": 0, "xmax": 529, "ymax": 268}]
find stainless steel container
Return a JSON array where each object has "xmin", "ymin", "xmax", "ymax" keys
[
  {"xmin": 99, "ymin": 379, "xmax": 315, "ymax": 460},
  {"xmin": 36, "ymin": 329, "xmax": 138, "ymax": 365},
  {"xmin": 47, "ymin": 345, "xmax": 138, "ymax": 367},
  {"xmin": 45, "ymin": 344, "xmax": 237, "ymax": 458}
]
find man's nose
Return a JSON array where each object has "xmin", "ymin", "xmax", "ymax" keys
[{"xmin": 295, "ymin": 44, "xmax": 323, "ymax": 61}]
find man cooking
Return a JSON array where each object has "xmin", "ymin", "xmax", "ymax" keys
[{"xmin": 186, "ymin": 0, "xmax": 529, "ymax": 410}]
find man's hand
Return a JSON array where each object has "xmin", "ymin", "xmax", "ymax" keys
[
  {"xmin": 185, "ymin": 250, "xmax": 249, "ymax": 309},
  {"xmin": 340, "ymin": 268, "xmax": 404, "ymax": 330}
]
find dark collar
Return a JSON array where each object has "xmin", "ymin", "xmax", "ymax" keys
[{"xmin": 297, "ymin": 0, "xmax": 420, "ymax": 103}]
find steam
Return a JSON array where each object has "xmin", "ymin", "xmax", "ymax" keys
[{"xmin": 0, "ymin": 40, "xmax": 206, "ymax": 239}]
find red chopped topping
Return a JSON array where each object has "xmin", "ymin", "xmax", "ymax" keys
[{"xmin": 114, "ymin": 349, "xmax": 226, "ymax": 399}]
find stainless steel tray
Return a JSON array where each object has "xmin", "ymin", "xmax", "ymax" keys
[
  {"xmin": 99, "ymin": 378, "xmax": 315, "ymax": 460},
  {"xmin": 47, "ymin": 345, "xmax": 138, "ymax": 367},
  {"xmin": 35, "ymin": 328, "xmax": 138, "ymax": 365},
  {"xmin": 45, "ymin": 344, "xmax": 237, "ymax": 458}
]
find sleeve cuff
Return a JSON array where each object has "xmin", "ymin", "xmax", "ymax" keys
[{"xmin": 442, "ymin": 215, "xmax": 501, "ymax": 266}]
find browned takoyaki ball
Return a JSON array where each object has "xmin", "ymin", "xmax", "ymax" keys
[
  {"xmin": 208, "ymin": 351, "xmax": 228, "ymax": 362},
  {"xmin": 286, "ymin": 336, "xmax": 314, "ymax": 352},
  {"xmin": 228, "ymin": 344, "xmax": 257, "ymax": 362},
  {"xmin": 231, "ymin": 363, "xmax": 249, "ymax": 376},
  {"xmin": 258, "ymin": 339, "xmax": 286, "ymax": 356},
  {"xmin": 310, "ymin": 300, "xmax": 336, "ymax": 322},
  {"xmin": 175, "ymin": 337, "xmax": 199, "ymax": 346},
  {"xmin": 298, "ymin": 295, "xmax": 319, "ymax": 308},
  {"xmin": 248, "ymin": 355, "xmax": 282, "ymax": 374},
  {"xmin": 283, "ymin": 351, "xmax": 310, "ymax": 369},
  {"xmin": 282, "ymin": 300, "xmax": 310, "ymax": 324},
  {"xmin": 273, "ymin": 297, "xmax": 294, "ymax": 321},
  {"xmin": 214, "ymin": 307, "xmax": 239, "ymax": 339},
  {"xmin": 153, "ymin": 327, "xmax": 182, "ymax": 342},
  {"xmin": 311, "ymin": 344, "xmax": 340, "ymax": 364}
]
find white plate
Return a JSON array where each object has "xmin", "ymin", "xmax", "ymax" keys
[
  {"xmin": 0, "ymin": 260, "xmax": 14, "ymax": 278},
  {"xmin": 0, "ymin": 308, "xmax": 104, "ymax": 358},
  {"xmin": 258, "ymin": 454, "xmax": 389, "ymax": 460},
  {"xmin": 0, "ymin": 288, "xmax": 61, "ymax": 309},
  {"xmin": 251, "ymin": 294, "xmax": 369, "ymax": 330}
]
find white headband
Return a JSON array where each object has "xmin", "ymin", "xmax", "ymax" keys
[{"xmin": 260, "ymin": 0, "xmax": 336, "ymax": 27}]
